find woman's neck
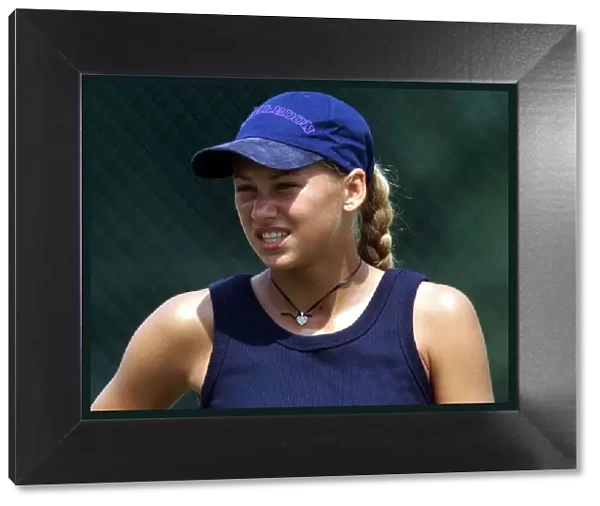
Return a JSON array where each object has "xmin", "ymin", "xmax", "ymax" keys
[{"xmin": 265, "ymin": 253, "xmax": 367, "ymax": 316}]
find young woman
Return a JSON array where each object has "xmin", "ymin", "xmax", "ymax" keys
[{"xmin": 91, "ymin": 91, "xmax": 495, "ymax": 411}]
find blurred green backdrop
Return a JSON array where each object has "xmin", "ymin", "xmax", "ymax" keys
[{"xmin": 83, "ymin": 76, "xmax": 514, "ymax": 409}]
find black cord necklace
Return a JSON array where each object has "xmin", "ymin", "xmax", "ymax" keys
[{"xmin": 269, "ymin": 259, "xmax": 363, "ymax": 326}]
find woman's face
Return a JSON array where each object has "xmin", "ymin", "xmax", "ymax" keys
[{"xmin": 233, "ymin": 158, "xmax": 351, "ymax": 270}]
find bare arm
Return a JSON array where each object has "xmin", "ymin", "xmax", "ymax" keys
[
  {"xmin": 413, "ymin": 282, "xmax": 495, "ymax": 404},
  {"xmin": 91, "ymin": 290, "xmax": 213, "ymax": 411}
]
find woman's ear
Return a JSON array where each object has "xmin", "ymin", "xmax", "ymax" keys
[{"xmin": 343, "ymin": 169, "xmax": 368, "ymax": 212}]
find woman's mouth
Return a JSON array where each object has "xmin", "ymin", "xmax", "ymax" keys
[{"xmin": 256, "ymin": 230, "xmax": 290, "ymax": 250}]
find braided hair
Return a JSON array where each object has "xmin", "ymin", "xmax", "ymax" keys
[
  {"xmin": 355, "ymin": 164, "xmax": 395, "ymax": 270},
  {"xmin": 324, "ymin": 161, "xmax": 396, "ymax": 270}
]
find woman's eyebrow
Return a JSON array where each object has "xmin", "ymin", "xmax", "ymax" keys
[
  {"xmin": 234, "ymin": 172, "xmax": 300, "ymax": 181},
  {"xmin": 270, "ymin": 172, "xmax": 299, "ymax": 180}
]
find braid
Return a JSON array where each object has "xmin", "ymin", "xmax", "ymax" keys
[
  {"xmin": 356, "ymin": 165, "xmax": 395, "ymax": 270},
  {"xmin": 321, "ymin": 160, "xmax": 396, "ymax": 271}
]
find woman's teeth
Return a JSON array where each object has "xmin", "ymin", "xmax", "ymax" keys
[{"xmin": 262, "ymin": 231, "xmax": 288, "ymax": 243}]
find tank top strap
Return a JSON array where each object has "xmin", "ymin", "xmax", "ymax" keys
[
  {"xmin": 388, "ymin": 268, "xmax": 433, "ymax": 403},
  {"xmin": 198, "ymin": 273, "xmax": 254, "ymax": 407}
]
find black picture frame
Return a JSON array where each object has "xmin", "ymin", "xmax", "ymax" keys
[{"xmin": 9, "ymin": 8, "xmax": 576, "ymax": 485}]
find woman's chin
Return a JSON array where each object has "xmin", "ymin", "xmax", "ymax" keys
[
  {"xmin": 258, "ymin": 252, "xmax": 300, "ymax": 271},
  {"xmin": 261, "ymin": 256, "xmax": 294, "ymax": 270}
]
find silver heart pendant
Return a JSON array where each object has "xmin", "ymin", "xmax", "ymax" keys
[{"xmin": 296, "ymin": 314, "xmax": 308, "ymax": 326}]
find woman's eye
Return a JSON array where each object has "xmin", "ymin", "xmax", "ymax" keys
[
  {"xmin": 235, "ymin": 186, "xmax": 255, "ymax": 193},
  {"xmin": 276, "ymin": 183, "xmax": 299, "ymax": 190}
]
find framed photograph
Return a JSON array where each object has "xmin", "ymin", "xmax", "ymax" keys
[{"xmin": 9, "ymin": 8, "xmax": 576, "ymax": 485}]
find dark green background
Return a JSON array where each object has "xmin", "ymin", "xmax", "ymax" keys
[{"xmin": 83, "ymin": 76, "xmax": 514, "ymax": 410}]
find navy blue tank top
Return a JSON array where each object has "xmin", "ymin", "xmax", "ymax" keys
[{"xmin": 197, "ymin": 267, "xmax": 433, "ymax": 408}]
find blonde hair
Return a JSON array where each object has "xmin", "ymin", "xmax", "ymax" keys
[{"xmin": 324, "ymin": 161, "xmax": 396, "ymax": 270}]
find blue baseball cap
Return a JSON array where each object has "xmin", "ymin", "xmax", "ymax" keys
[{"xmin": 191, "ymin": 91, "xmax": 375, "ymax": 180}]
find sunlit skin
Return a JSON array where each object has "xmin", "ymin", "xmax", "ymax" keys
[
  {"xmin": 90, "ymin": 159, "xmax": 495, "ymax": 411},
  {"xmin": 233, "ymin": 160, "xmax": 352, "ymax": 274}
]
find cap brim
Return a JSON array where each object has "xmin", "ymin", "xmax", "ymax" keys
[{"xmin": 191, "ymin": 137, "xmax": 324, "ymax": 179}]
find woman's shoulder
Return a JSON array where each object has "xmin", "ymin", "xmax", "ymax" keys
[
  {"xmin": 385, "ymin": 267, "xmax": 472, "ymax": 311},
  {"xmin": 150, "ymin": 271, "xmax": 255, "ymax": 340},
  {"xmin": 413, "ymin": 280, "xmax": 480, "ymax": 336},
  {"xmin": 412, "ymin": 280, "xmax": 484, "ymax": 356},
  {"xmin": 139, "ymin": 288, "xmax": 215, "ymax": 349},
  {"xmin": 412, "ymin": 280, "xmax": 495, "ymax": 403},
  {"xmin": 159, "ymin": 288, "xmax": 213, "ymax": 319},
  {"xmin": 414, "ymin": 281, "xmax": 476, "ymax": 317}
]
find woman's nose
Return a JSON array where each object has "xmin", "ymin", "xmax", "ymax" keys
[{"xmin": 251, "ymin": 194, "xmax": 277, "ymax": 220}]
